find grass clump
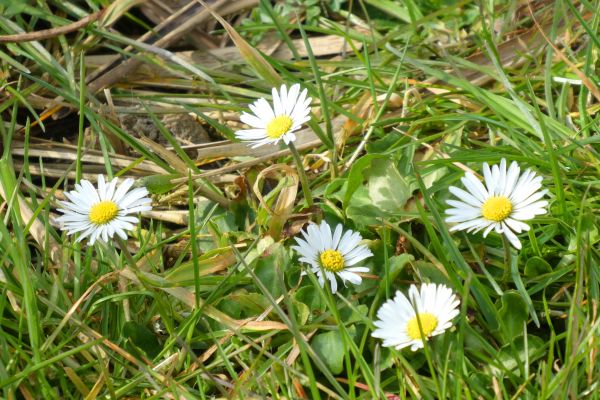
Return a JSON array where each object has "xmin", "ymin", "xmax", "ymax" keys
[{"xmin": 0, "ymin": 0, "xmax": 599, "ymax": 398}]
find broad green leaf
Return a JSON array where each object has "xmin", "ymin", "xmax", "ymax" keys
[
  {"xmin": 123, "ymin": 321, "xmax": 161, "ymax": 359},
  {"xmin": 346, "ymin": 186, "xmax": 385, "ymax": 226},
  {"xmin": 293, "ymin": 300, "xmax": 310, "ymax": 326},
  {"xmin": 343, "ymin": 153, "xmax": 386, "ymax": 211},
  {"xmin": 225, "ymin": 291, "xmax": 270, "ymax": 317},
  {"xmin": 137, "ymin": 173, "xmax": 179, "ymax": 195},
  {"xmin": 498, "ymin": 291, "xmax": 528, "ymax": 342},
  {"xmin": 312, "ymin": 330, "xmax": 345, "ymax": 375},
  {"xmin": 339, "ymin": 305, "xmax": 368, "ymax": 325},
  {"xmin": 255, "ymin": 242, "xmax": 286, "ymax": 298},
  {"xmin": 524, "ymin": 257, "xmax": 552, "ymax": 277},
  {"xmin": 491, "ymin": 335, "xmax": 545, "ymax": 375},
  {"xmin": 366, "ymin": 158, "xmax": 411, "ymax": 214},
  {"xmin": 295, "ymin": 286, "xmax": 326, "ymax": 313}
]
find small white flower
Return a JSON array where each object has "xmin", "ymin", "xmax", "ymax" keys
[
  {"xmin": 56, "ymin": 175, "xmax": 152, "ymax": 245},
  {"xmin": 372, "ymin": 283, "xmax": 460, "ymax": 351},
  {"xmin": 235, "ymin": 83, "xmax": 312, "ymax": 148},
  {"xmin": 292, "ymin": 221, "xmax": 373, "ymax": 293},
  {"xmin": 445, "ymin": 158, "xmax": 548, "ymax": 249}
]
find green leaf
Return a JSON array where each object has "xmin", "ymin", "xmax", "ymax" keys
[
  {"xmin": 498, "ymin": 291, "xmax": 528, "ymax": 342},
  {"xmin": 255, "ymin": 243, "xmax": 285, "ymax": 298},
  {"xmin": 226, "ymin": 292, "xmax": 270, "ymax": 317},
  {"xmin": 293, "ymin": 300, "xmax": 311, "ymax": 325},
  {"xmin": 311, "ymin": 330, "xmax": 345, "ymax": 375},
  {"xmin": 364, "ymin": 0, "xmax": 412, "ymax": 23},
  {"xmin": 346, "ymin": 186, "xmax": 385, "ymax": 226},
  {"xmin": 366, "ymin": 158, "xmax": 411, "ymax": 214},
  {"xmin": 339, "ymin": 304, "xmax": 368, "ymax": 325},
  {"xmin": 524, "ymin": 257, "xmax": 552, "ymax": 277},
  {"xmin": 295, "ymin": 286, "xmax": 326, "ymax": 312},
  {"xmin": 376, "ymin": 254, "xmax": 414, "ymax": 296},
  {"xmin": 412, "ymin": 260, "xmax": 450, "ymax": 285},
  {"xmin": 137, "ymin": 173, "xmax": 179, "ymax": 195},
  {"xmin": 343, "ymin": 154, "xmax": 385, "ymax": 210},
  {"xmin": 491, "ymin": 335, "xmax": 545, "ymax": 375},
  {"xmin": 123, "ymin": 321, "xmax": 161, "ymax": 359}
]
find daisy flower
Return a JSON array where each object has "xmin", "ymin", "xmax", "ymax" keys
[
  {"xmin": 235, "ymin": 83, "xmax": 312, "ymax": 148},
  {"xmin": 56, "ymin": 175, "xmax": 152, "ymax": 245},
  {"xmin": 372, "ymin": 283, "xmax": 460, "ymax": 351},
  {"xmin": 445, "ymin": 158, "xmax": 548, "ymax": 249},
  {"xmin": 292, "ymin": 221, "xmax": 373, "ymax": 294}
]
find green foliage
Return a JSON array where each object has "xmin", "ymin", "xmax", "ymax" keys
[
  {"xmin": 312, "ymin": 330, "xmax": 345, "ymax": 374},
  {"xmin": 0, "ymin": 0, "xmax": 599, "ymax": 398}
]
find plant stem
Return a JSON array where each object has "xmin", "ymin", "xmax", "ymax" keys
[
  {"xmin": 116, "ymin": 237, "xmax": 138, "ymax": 271},
  {"xmin": 288, "ymin": 141, "xmax": 313, "ymax": 207},
  {"xmin": 502, "ymin": 235, "xmax": 512, "ymax": 283},
  {"xmin": 112, "ymin": 238, "xmax": 139, "ymax": 322}
]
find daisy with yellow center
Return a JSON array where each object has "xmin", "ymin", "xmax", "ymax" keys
[
  {"xmin": 56, "ymin": 175, "xmax": 152, "ymax": 245},
  {"xmin": 445, "ymin": 158, "xmax": 548, "ymax": 249},
  {"xmin": 292, "ymin": 221, "xmax": 373, "ymax": 293},
  {"xmin": 372, "ymin": 283, "xmax": 460, "ymax": 351},
  {"xmin": 235, "ymin": 83, "xmax": 312, "ymax": 148}
]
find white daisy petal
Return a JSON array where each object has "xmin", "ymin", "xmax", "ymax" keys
[
  {"xmin": 281, "ymin": 132, "xmax": 296, "ymax": 144},
  {"xmin": 513, "ymin": 190, "xmax": 548, "ymax": 210},
  {"xmin": 279, "ymin": 84, "xmax": 288, "ymax": 108},
  {"xmin": 97, "ymin": 175, "xmax": 107, "ymax": 200},
  {"xmin": 338, "ymin": 231, "xmax": 362, "ymax": 255},
  {"xmin": 503, "ymin": 161, "xmax": 521, "ymax": 197},
  {"xmin": 331, "ymin": 224, "xmax": 343, "ymax": 249},
  {"xmin": 338, "ymin": 271, "xmax": 362, "ymax": 285},
  {"xmin": 233, "ymin": 128, "xmax": 268, "ymax": 140},
  {"xmin": 345, "ymin": 266, "xmax": 369, "ymax": 273},
  {"xmin": 272, "ymin": 86, "xmax": 284, "ymax": 116},
  {"xmin": 293, "ymin": 221, "xmax": 372, "ymax": 293},
  {"xmin": 328, "ymin": 272, "xmax": 338, "ymax": 294},
  {"xmin": 285, "ymin": 84, "xmax": 301, "ymax": 115},
  {"xmin": 448, "ymin": 186, "xmax": 483, "ymax": 207},
  {"xmin": 80, "ymin": 180, "xmax": 101, "ymax": 204},
  {"xmin": 57, "ymin": 176, "xmax": 152, "ymax": 245},
  {"xmin": 445, "ymin": 208, "xmax": 482, "ymax": 222},
  {"xmin": 372, "ymin": 284, "xmax": 460, "ymax": 351},
  {"xmin": 449, "ymin": 218, "xmax": 490, "ymax": 233},
  {"xmin": 501, "ymin": 223, "xmax": 522, "ymax": 249},
  {"xmin": 344, "ymin": 247, "xmax": 373, "ymax": 266},
  {"xmin": 446, "ymin": 159, "xmax": 548, "ymax": 249},
  {"xmin": 240, "ymin": 113, "xmax": 267, "ymax": 128},
  {"xmin": 482, "ymin": 223, "xmax": 496, "ymax": 237},
  {"xmin": 255, "ymin": 98, "xmax": 275, "ymax": 120},
  {"xmin": 503, "ymin": 218, "xmax": 530, "ymax": 233},
  {"xmin": 461, "ymin": 173, "xmax": 489, "ymax": 202},
  {"xmin": 119, "ymin": 188, "xmax": 151, "ymax": 209},
  {"xmin": 482, "ymin": 162, "xmax": 495, "ymax": 194},
  {"xmin": 235, "ymin": 84, "xmax": 312, "ymax": 148},
  {"xmin": 113, "ymin": 178, "xmax": 135, "ymax": 203},
  {"xmin": 292, "ymin": 88, "xmax": 309, "ymax": 118}
]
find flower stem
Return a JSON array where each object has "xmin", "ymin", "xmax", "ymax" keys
[
  {"xmin": 288, "ymin": 141, "xmax": 314, "ymax": 207},
  {"xmin": 502, "ymin": 235, "xmax": 512, "ymax": 283},
  {"xmin": 108, "ymin": 238, "xmax": 139, "ymax": 322},
  {"xmin": 117, "ymin": 237, "xmax": 138, "ymax": 271}
]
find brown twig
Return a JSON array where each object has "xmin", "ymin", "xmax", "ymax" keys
[
  {"xmin": 0, "ymin": 10, "xmax": 104, "ymax": 43},
  {"xmin": 85, "ymin": 0, "xmax": 228, "ymax": 93}
]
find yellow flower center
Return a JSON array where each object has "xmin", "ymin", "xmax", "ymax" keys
[
  {"xmin": 266, "ymin": 115, "xmax": 293, "ymax": 139},
  {"xmin": 406, "ymin": 312, "xmax": 438, "ymax": 340},
  {"xmin": 89, "ymin": 200, "xmax": 119, "ymax": 225},
  {"xmin": 481, "ymin": 196, "xmax": 513, "ymax": 222},
  {"xmin": 319, "ymin": 249, "xmax": 345, "ymax": 272}
]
